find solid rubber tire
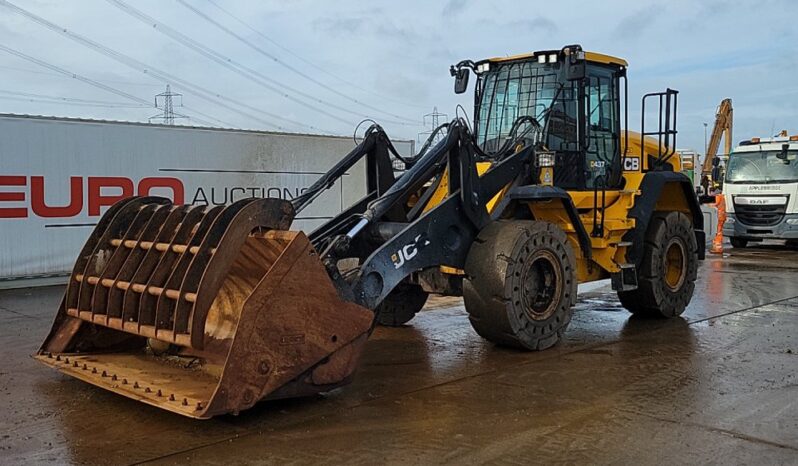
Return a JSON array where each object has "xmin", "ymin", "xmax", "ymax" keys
[
  {"xmin": 375, "ymin": 283, "xmax": 429, "ymax": 326},
  {"xmin": 618, "ymin": 211, "xmax": 698, "ymax": 318},
  {"xmin": 463, "ymin": 220, "xmax": 577, "ymax": 350}
]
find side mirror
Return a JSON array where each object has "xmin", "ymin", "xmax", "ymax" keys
[
  {"xmin": 777, "ymin": 143, "xmax": 789, "ymax": 160},
  {"xmin": 565, "ymin": 51, "xmax": 585, "ymax": 81},
  {"xmin": 453, "ymin": 67, "xmax": 469, "ymax": 94}
]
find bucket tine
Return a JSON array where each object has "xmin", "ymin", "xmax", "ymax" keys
[
  {"xmin": 64, "ymin": 197, "xmax": 140, "ymax": 314},
  {"xmin": 106, "ymin": 204, "xmax": 175, "ymax": 320},
  {"xmin": 135, "ymin": 205, "xmax": 215, "ymax": 332},
  {"xmin": 89, "ymin": 203, "xmax": 164, "ymax": 324},
  {"xmin": 68, "ymin": 197, "xmax": 169, "ymax": 320},
  {"xmin": 152, "ymin": 205, "xmax": 225, "ymax": 341},
  {"xmin": 178, "ymin": 199, "xmax": 294, "ymax": 348},
  {"xmin": 170, "ymin": 199, "xmax": 261, "ymax": 340},
  {"xmin": 120, "ymin": 205, "xmax": 191, "ymax": 324}
]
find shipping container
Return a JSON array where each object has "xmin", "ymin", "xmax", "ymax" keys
[{"xmin": 0, "ymin": 114, "xmax": 414, "ymax": 286}]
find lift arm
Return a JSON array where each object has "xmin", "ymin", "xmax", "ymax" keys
[{"xmin": 701, "ymin": 98, "xmax": 733, "ymax": 186}]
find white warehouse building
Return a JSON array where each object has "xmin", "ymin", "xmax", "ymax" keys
[{"xmin": 0, "ymin": 114, "xmax": 414, "ymax": 286}]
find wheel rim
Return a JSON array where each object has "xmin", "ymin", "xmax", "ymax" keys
[
  {"xmin": 521, "ymin": 250, "xmax": 562, "ymax": 321},
  {"xmin": 663, "ymin": 238, "xmax": 687, "ymax": 292}
]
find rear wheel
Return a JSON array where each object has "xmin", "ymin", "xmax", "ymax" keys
[
  {"xmin": 618, "ymin": 211, "xmax": 698, "ymax": 318},
  {"xmin": 463, "ymin": 220, "xmax": 576, "ymax": 350},
  {"xmin": 375, "ymin": 283, "xmax": 429, "ymax": 326},
  {"xmin": 730, "ymin": 237, "xmax": 748, "ymax": 248}
]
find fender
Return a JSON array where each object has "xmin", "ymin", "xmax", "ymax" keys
[
  {"xmin": 492, "ymin": 185, "xmax": 592, "ymax": 260},
  {"xmin": 624, "ymin": 171, "xmax": 706, "ymax": 265}
]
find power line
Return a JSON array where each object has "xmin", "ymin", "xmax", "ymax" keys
[
  {"xmin": 0, "ymin": 44, "xmax": 151, "ymax": 106},
  {"xmin": 0, "ymin": 95, "xmax": 149, "ymax": 108},
  {"xmin": 202, "ymin": 0, "xmax": 427, "ymax": 111},
  {"xmin": 109, "ymin": 0, "xmax": 351, "ymax": 127},
  {"xmin": 108, "ymin": 0, "xmax": 420, "ymax": 128},
  {"xmin": 0, "ymin": 44, "xmax": 227, "ymax": 128},
  {"xmin": 177, "ymin": 0, "xmax": 425, "ymax": 120},
  {"xmin": 0, "ymin": 0, "xmax": 329, "ymax": 133},
  {"xmin": 0, "ymin": 89, "xmax": 150, "ymax": 107},
  {"xmin": 0, "ymin": 63, "xmax": 157, "ymax": 86}
]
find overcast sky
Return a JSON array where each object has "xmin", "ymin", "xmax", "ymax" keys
[{"xmin": 1, "ymin": 0, "xmax": 797, "ymax": 152}]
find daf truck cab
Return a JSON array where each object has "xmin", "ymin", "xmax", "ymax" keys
[{"xmin": 723, "ymin": 133, "xmax": 798, "ymax": 247}]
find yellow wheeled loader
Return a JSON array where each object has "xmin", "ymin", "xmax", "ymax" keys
[{"xmin": 36, "ymin": 45, "xmax": 704, "ymax": 418}]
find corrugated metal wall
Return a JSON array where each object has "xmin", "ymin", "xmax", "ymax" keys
[{"xmin": 0, "ymin": 114, "xmax": 413, "ymax": 284}]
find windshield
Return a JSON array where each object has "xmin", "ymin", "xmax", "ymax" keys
[
  {"xmin": 725, "ymin": 150, "xmax": 798, "ymax": 183},
  {"xmin": 476, "ymin": 61, "xmax": 560, "ymax": 152}
]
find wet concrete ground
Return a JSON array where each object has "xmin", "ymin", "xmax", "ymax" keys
[{"xmin": 1, "ymin": 244, "xmax": 797, "ymax": 465}]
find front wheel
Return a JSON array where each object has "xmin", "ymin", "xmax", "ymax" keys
[
  {"xmin": 463, "ymin": 220, "xmax": 577, "ymax": 351},
  {"xmin": 730, "ymin": 237, "xmax": 748, "ymax": 248},
  {"xmin": 618, "ymin": 211, "xmax": 698, "ymax": 318},
  {"xmin": 375, "ymin": 283, "xmax": 429, "ymax": 326}
]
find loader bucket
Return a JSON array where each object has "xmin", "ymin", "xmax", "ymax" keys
[{"xmin": 35, "ymin": 197, "xmax": 373, "ymax": 419}]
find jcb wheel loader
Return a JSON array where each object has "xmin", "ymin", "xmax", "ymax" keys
[{"xmin": 36, "ymin": 45, "xmax": 704, "ymax": 418}]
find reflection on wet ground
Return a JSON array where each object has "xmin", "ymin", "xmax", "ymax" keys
[{"xmin": 1, "ymin": 243, "xmax": 797, "ymax": 464}]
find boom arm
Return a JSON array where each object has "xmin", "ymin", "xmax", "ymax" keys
[{"xmin": 701, "ymin": 98, "xmax": 733, "ymax": 182}]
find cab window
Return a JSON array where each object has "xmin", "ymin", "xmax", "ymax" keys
[{"xmin": 584, "ymin": 66, "xmax": 619, "ymax": 189}]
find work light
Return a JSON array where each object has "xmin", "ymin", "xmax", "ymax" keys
[{"xmin": 536, "ymin": 151, "xmax": 555, "ymax": 167}]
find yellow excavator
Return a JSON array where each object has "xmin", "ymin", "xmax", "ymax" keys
[
  {"xmin": 36, "ymin": 45, "xmax": 704, "ymax": 419},
  {"xmin": 700, "ymin": 98, "xmax": 733, "ymax": 193}
]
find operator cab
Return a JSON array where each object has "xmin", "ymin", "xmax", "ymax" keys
[{"xmin": 451, "ymin": 45, "xmax": 677, "ymax": 193}]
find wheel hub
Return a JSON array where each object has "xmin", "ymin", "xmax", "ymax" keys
[
  {"xmin": 521, "ymin": 250, "xmax": 562, "ymax": 321},
  {"xmin": 663, "ymin": 238, "xmax": 687, "ymax": 292}
]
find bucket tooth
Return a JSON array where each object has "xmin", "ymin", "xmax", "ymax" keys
[{"xmin": 35, "ymin": 197, "xmax": 374, "ymax": 419}]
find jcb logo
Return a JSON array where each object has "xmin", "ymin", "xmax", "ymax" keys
[
  {"xmin": 390, "ymin": 234, "xmax": 430, "ymax": 269},
  {"xmin": 623, "ymin": 157, "xmax": 640, "ymax": 171}
]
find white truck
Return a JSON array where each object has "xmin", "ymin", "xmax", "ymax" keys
[{"xmin": 723, "ymin": 132, "xmax": 798, "ymax": 247}]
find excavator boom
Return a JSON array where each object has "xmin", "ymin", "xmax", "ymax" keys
[{"xmin": 701, "ymin": 98, "xmax": 733, "ymax": 188}]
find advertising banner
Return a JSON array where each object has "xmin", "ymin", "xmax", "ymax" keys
[{"xmin": 0, "ymin": 115, "xmax": 412, "ymax": 283}]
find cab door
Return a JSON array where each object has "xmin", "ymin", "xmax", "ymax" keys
[{"xmin": 583, "ymin": 65, "xmax": 621, "ymax": 190}]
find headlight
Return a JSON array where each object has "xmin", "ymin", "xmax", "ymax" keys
[
  {"xmin": 548, "ymin": 53, "xmax": 558, "ymax": 63},
  {"xmin": 476, "ymin": 62, "xmax": 490, "ymax": 73},
  {"xmin": 786, "ymin": 218, "xmax": 798, "ymax": 225},
  {"xmin": 536, "ymin": 151, "xmax": 555, "ymax": 167},
  {"xmin": 725, "ymin": 217, "xmax": 735, "ymax": 224},
  {"xmin": 537, "ymin": 54, "xmax": 547, "ymax": 64}
]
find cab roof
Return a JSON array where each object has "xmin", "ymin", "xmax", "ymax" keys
[{"xmin": 486, "ymin": 51, "xmax": 628, "ymax": 67}]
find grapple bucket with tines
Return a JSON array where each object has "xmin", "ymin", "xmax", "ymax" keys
[{"xmin": 35, "ymin": 196, "xmax": 373, "ymax": 419}]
